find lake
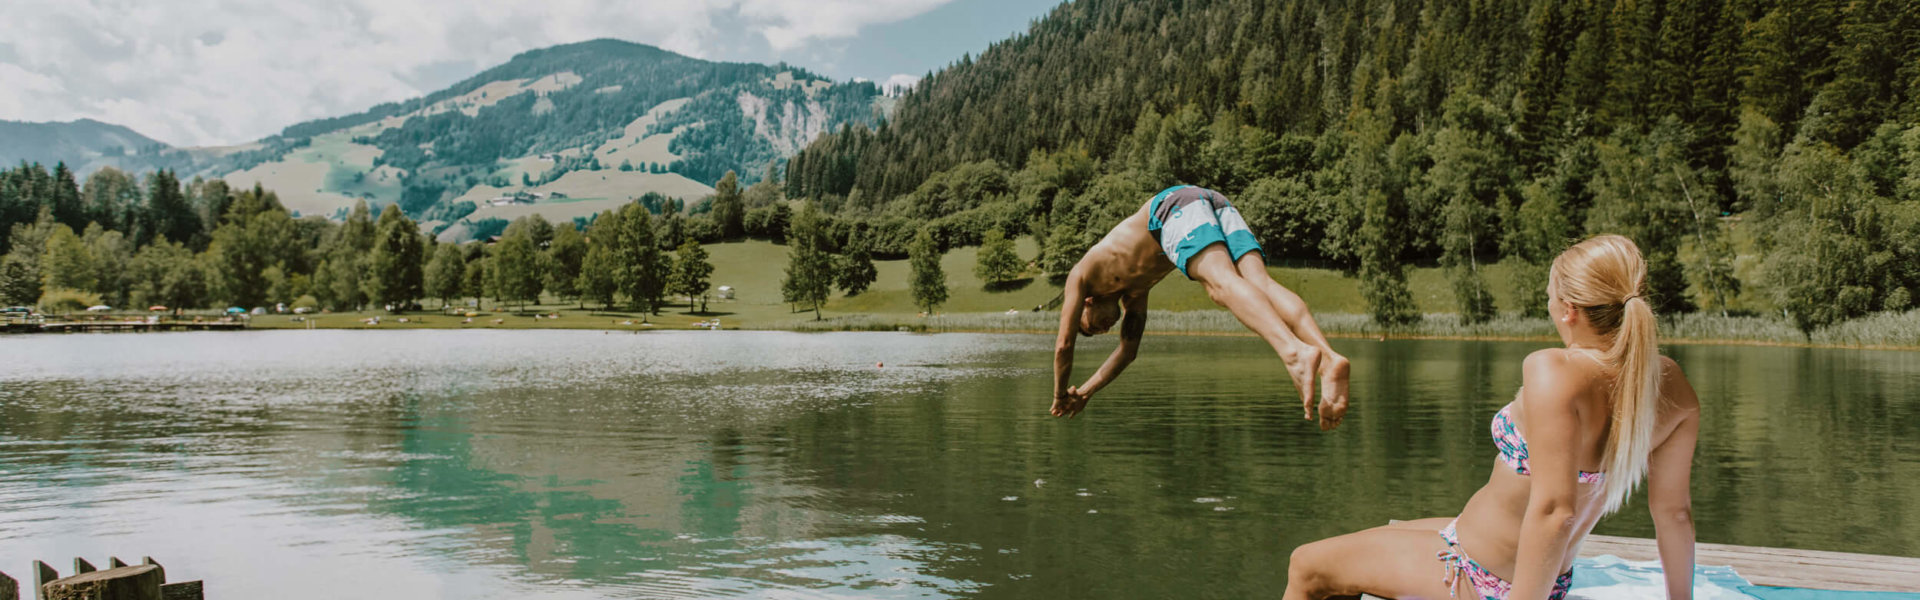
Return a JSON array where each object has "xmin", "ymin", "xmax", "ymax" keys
[{"xmin": 1, "ymin": 330, "xmax": 1916, "ymax": 598}]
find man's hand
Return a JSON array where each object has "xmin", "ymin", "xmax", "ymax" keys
[{"xmin": 1050, "ymin": 385, "xmax": 1093, "ymax": 418}]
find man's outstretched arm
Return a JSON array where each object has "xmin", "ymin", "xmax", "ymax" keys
[
  {"xmin": 1065, "ymin": 291, "xmax": 1148, "ymax": 413},
  {"xmin": 1052, "ymin": 269, "xmax": 1087, "ymax": 415}
]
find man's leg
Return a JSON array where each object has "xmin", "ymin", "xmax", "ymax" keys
[
  {"xmin": 1186, "ymin": 245, "xmax": 1320, "ymax": 410},
  {"xmin": 1237, "ymin": 254, "xmax": 1351, "ymax": 429}
]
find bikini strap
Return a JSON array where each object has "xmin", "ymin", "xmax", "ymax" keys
[{"xmin": 1436, "ymin": 521, "xmax": 1468, "ymax": 600}]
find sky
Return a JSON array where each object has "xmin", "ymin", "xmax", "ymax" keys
[{"xmin": 0, "ymin": 0, "xmax": 1061, "ymax": 148}]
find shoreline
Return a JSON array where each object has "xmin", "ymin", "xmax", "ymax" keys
[
  {"xmin": 16, "ymin": 309, "xmax": 1920, "ymax": 352},
  {"xmin": 839, "ymin": 327, "xmax": 1920, "ymax": 352},
  {"xmin": 766, "ymin": 325, "xmax": 1920, "ymax": 352}
]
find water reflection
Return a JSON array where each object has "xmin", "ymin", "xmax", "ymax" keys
[{"xmin": 0, "ymin": 331, "xmax": 1915, "ymax": 599}]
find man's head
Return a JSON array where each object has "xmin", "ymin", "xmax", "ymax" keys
[{"xmin": 1078, "ymin": 295, "xmax": 1122, "ymax": 336}]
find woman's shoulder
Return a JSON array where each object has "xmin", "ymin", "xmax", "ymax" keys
[
  {"xmin": 1656, "ymin": 354, "xmax": 1702, "ymax": 413},
  {"xmin": 1519, "ymin": 349, "xmax": 1592, "ymax": 400},
  {"xmin": 1521, "ymin": 348, "xmax": 1587, "ymax": 377}
]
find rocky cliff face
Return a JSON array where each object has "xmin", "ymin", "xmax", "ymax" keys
[{"xmin": 736, "ymin": 91, "xmax": 830, "ymax": 156}]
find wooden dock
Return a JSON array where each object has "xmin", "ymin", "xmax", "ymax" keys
[
  {"xmin": 1582, "ymin": 534, "xmax": 1920, "ymax": 593},
  {"xmin": 1357, "ymin": 532, "xmax": 1920, "ymax": 598},
  {"xmin": 10, "ymin": 321, "xmax": 246, "ymax": 334},
  {"xmin": 0, "ymin": 556, "xmax": 202, "ymax": 600}
]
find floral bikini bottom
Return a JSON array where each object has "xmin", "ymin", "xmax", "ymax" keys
[{"xmin": 1437, "ymin": 519, "xmax": 1575, "ymax": 600}]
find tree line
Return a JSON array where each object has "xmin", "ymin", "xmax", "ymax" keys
[
  {"xmin": 0, "ymin": 159, "xmax": 973, "ymax": 320},
  {"xmin": 775, "ymin": 0, "xmax": 1920, "ymax": 334},
  {"xmin": 0, "ymin": 162, "xmax": 745, "ymax": 316}
]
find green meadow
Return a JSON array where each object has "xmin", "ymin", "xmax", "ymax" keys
[{"xmin": 244, "ymin": 238, "xmax": 1920, "ymax": 350}]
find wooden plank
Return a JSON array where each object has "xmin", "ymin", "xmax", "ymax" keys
[{"xmin": 157, "ymin": 582, "xmax": 200, "ymax": 600}]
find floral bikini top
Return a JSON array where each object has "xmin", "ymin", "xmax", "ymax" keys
[{"xmin": 1492, "ymin": 398, "xmax": 1605, "ymax": 484}]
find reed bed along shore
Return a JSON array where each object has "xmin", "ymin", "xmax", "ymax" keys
[{"xmin": 775, "ymin": 309, "xmax": 1920, "ymax": 350}]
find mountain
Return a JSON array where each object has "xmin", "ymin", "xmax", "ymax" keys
[
  {"xmin": 777, "ymin": 0, "xmax": 1920, "ymax": 323},
  {"xmin": 104, "ymin": 39, "xmax": 887, "ymax": 238},
  {"xmin": 785, "ymin": 0, "xmax": 1918, "ymax": 205},
  {"xmin": 0, "ymin": 118, "xmax": 170, "ymax": 173}
]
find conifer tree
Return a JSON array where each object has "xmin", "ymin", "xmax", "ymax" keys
[{"xmin": 909, "ymin": 229, "xmax": 948, "ymax": 314}]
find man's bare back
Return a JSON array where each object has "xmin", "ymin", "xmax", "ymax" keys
[
  {"xmin": 1073, "ymin": 204, "xmax": 1174, "ymax": 299},
  {"xmin": 1052, "ymin": 186, "xmax": 1352, "ymax": 429}
]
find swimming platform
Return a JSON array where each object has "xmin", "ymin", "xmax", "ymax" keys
[{"xmin": 1362, "ymin": 532, "xmax": 1920, "ymax": 599}]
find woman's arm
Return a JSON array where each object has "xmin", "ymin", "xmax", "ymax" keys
[
  {"xmin": 1648, "ymin": 359, "xmax": 1701, "ymax": 599},
  {"xmin": 1510, "ymin": 350, "xmax": 1585, "ymax": 600}
]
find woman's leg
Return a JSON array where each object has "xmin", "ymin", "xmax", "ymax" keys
[
  {"xmin": 1186, "ymin": 245, "xmax": 1321, "ymax": 410},
  {"xmin": 1285, "ymin": 522, "xmax": 1458, "ymax": 600},
  {"xmin": 1236, "ymin": 253, "xmax": 1351, "ymax": 428}
]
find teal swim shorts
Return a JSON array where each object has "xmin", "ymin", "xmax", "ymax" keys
[{"xmin": 1147, "ymin": 185, "xmax": 1263, "ymax": 279}]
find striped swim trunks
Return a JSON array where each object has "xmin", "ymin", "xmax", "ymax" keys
[{"xmin": 1146, "ymin": 185, "xmax": 1262, "ymax": 279}]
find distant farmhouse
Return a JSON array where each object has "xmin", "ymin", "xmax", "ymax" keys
[{"xmin": 487, "ymin": 190, "xmax": 568, "ymax": 206}]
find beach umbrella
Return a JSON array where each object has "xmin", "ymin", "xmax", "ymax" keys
[
  {"xmin": 148, "ymin": 305, "xmax": 168, "ymax": 312},
  {"xmin": 86, "ymin": 305, "xmax": 112, "ymax": 312},
  {"xmin": 226, "ymin": 307, "xmax": 247, "ymax": 314}
]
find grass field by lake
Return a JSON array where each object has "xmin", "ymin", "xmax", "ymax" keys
[{"xmin": 230, "ymin": 238, "xmax": 1920, "ymax": 349}]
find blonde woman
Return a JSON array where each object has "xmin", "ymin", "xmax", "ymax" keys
[{"xmin": 1284, "ymin": 235, "xmax": 1701, "ymax": 600}]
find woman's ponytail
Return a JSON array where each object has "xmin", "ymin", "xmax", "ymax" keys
[
  {"xmin": 1601, "ymin": 294, "xmax": 1660, "ymax": 514},
  {"xmin": 1550, "ymin": 234, "xmax": 1662, "ymax": 514}
]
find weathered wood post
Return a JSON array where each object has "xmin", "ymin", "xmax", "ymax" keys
[
  {"xmin": 17, "ymin": 558, "xmax": 196, "ymax": 600},
  {"xmin": 38, "ymin": 564, "xmax": 161, "ymax": 600},
  {"xmin": 33, "ymin": 562, "xmax": 56, "ymax": 600},
  {"xmin": 133, "ymin": 560, "xmax": 197, "ymax": 600},
  {"xmin": 132, "ymin": 562, "xmax": 157, "ymax": 586}
]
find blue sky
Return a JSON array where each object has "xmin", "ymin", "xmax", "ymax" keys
[
  {"xmin": 710, "ymin": 0, "xmax": 1060, "ymax": 85},
  {"xmin": 0, "ymin": 0, "xmax": 1062, "ymax": 147}
]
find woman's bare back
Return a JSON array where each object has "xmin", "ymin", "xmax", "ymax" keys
[{"xmin": 1452, "ymin": 350, "xmax": 1701, "ymax": 579}]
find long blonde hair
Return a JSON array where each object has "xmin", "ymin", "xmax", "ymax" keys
[{"xmin": 1549, "ymin": 235, "xmax": 1661, "ymax": 514}]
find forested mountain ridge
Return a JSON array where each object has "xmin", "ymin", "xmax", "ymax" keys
[
  {"xmin": 0, "ymin": 119, "xmax": 171, "ymax": 174},
  {"xmin": 10, "ymin": 39, "xmax": 886, "ymax": 239},
  {"xmin": 783, "ymin": 0, "xmax": 1920, "ymax": 334},
  {"xmin": 247, "ymin": 39, "xmax": 886, "ymax": 234}
]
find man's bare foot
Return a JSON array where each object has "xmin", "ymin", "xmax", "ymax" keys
[
  {"xmin": 1316, "ymin": 352, "xmax": 1351, "ymax": 431},
  {"xmin": 1284, "ymin": 344, "xmax": 1321, "ymax": 420}
]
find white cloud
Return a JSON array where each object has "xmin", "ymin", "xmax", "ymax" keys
[
  {"xmin": 0, "ymin": 0, "xmax": 954, "ymax": 147},
  {"xmin": 737, "ymin": 0, "xmax": 950, "ymax": 51},
  {"xmin": 883, "ymin": 73, "xmax": 923, "ymax": 94}
]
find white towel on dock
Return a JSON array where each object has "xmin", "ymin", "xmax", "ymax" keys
[{"xmin": 1570, "ymin": 555, "xmax": 1757, "ymax": 599}]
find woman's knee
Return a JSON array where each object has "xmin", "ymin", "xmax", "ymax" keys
[{"xmin": 1287, "ymin": 541, "xmax": 1333, "ymax": 589}]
